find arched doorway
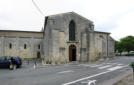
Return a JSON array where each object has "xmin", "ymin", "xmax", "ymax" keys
[
  {"xmin": 37, "ymin": 52, "xmax": 41, "ymax": 59},
  {"xmin": 69, "ymin": 45, "xmax": 76, "ymax": 61}
]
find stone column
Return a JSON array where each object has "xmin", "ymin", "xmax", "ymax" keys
[
  {"xmin": 89, "ymin": 31, "xmax": 96, "ymax": 61},
  {"xmin": 51, "ymin": 29, "xmax": 60, "ymax": 64}
]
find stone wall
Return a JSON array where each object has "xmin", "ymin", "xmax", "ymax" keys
[
  {"xmin": 94, "ymin": 32, "xmax": 115, "ymax": 59},
  {"xmin": 43, "ymin": 12, "xmax": 115, "ymax": 63},
  {"xmin": 43, "ymin": 12, "xmax": 94, "ymax": 63},
  {"xmin": 108, "ymin": 36, "xmax": 115, "ymax": 57},
  {"xmin": 0, "ymin": 31, "xmax": 43, "ymax": 59}
]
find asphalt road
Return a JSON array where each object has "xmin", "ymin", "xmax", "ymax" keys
[{"xmin": 0, "ymin": 56, "xmax": 134, "ymax": 85}]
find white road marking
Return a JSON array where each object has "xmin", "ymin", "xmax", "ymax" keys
[
  {"xmin": 58, "ymin": 70, "xmax": 74, "ymax": 74},
  {"xmin": 79, "ymin": 63, "xmax": 118, "ymax": 68},
  {"xmin": 117, "ymin": 64, "xmax": 123, "ymax": 65},
  {"xmin": 62, "ymin": 64, "xmax": 129, "ymax": 85},
  {"xmin": 90, "ymin": 63, "xmax": 106, "ymax": 67},
  {"xmin": 98, "ymin": 65, "xmax": 112, "ymax": 69},
  {"xmin": 81, "ymin": 80, "xmax": 96, "ymax": 85},
  {"xmin": 90, "ymin": 63, "xmax": 117, "ymax": 68},
  {"xmin": 107, "ymin": 65, "xmax": 128, "ymax": 71},
  {"xmin": 98, "ymin": 63, "xmax": 117, "ymax": 69},
  {"xmin": 80, "ymin": 64, "xmax": 97, "ymax": 67}
]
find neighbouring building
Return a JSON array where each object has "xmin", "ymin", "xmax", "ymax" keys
[
  {"xmin": 0, "ymin": 30, "xmax": 43, "ymax": 59},
  {"xmin": 0, "ymin": 12, "xmax": 115, "ymax": 63}
]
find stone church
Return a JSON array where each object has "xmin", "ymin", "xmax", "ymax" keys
[
  {"xmin": 0, "ymin": 12, "xmax": 115, "ymax": 63},
  {"xmin": 43, "ymin": 12, "xmax": 115, "ymax": 63}
]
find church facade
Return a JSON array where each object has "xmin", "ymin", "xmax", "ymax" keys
[
  {"xmin": 43, "ymin": 12, "xmax": 115, "ymax": 63},
  {"xmin": 0, "ymin": 12, "xmax": 115, "ymax": 63}
]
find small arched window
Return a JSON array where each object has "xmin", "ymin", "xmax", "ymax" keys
[
  {"xmin": 9, "ymin": 43, "xmax": 12, "ymax": 49},
  {"xmin": 24, "ymin": 44, "xmax": 27, "ymax": 49},
  {"xmin": 69, "ymin": 20, "xmax": 76, "ymax": 41}
]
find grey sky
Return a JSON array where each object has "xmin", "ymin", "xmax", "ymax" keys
[{"xmin": 0, "ymin": 0, "xmax": 134, "ymax": 40}]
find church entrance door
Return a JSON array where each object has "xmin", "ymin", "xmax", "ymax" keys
[
  {"xmin": 69, "ymin": 45, "xmax": 76, "ymax": 61},
  {"xmin": 37, "ymin": 52, "xmax": 41, "ymax": 59}
]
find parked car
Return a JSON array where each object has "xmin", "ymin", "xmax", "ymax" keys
[{"xmin": 0, "ymin": 56, "xmax": 22, "ymax": 69}]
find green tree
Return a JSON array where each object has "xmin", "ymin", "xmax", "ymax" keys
[
  {"xmin": 115, "ymin": 41, "xmax": 124, "ymax": 55},
  {"xmin": 120, "ymin": 36, "xmax": 134, "ymax": 54}
]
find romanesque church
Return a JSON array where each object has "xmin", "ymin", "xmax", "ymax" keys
[
  {"xmin": 0, "ymin": 12, "xmax": 115, "ymax": 63},
  {"xmin": 43, "ymin": 12, "xmax": 115, "ymax": 63}
]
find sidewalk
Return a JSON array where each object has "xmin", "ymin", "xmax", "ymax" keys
[
  {"xmin": 114, "ymin": 72, "xmax": 134, "ymax": 85},
  {"xmin": 99, "ymin": 69, "xmax": 133, "ymax": 85}
]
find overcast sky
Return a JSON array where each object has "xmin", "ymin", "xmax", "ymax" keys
[{"xmin": 0, "ymin": 0, "xmax": 134, "ymax": 40}]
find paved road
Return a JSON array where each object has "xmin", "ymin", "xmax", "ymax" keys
[{"xmin": 0, "ymin": 56, "xmax": 134, "ymax": 85}]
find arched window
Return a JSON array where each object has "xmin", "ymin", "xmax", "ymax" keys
[
  {"xmin": 24, "ymin": 44, "xmax": 27, "ymax": 49},
  {"xmin": 9, "ymin": 43, "xmax": 12, "ymax": 49},
  {"xmin": 69, "ymin": 20, "xmax": 75, "ymax": 41}
]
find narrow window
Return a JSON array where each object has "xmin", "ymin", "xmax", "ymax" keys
[
  {"xmin": 69, "ymin": 20, "xmax": 76, "ymax": 41},
  {"xmin": 24, "ymin": 44, "xmax": 27, "ymax": 49},
  {"xmin": 38, "ymin": 45, "xmax": 40, "ymax": 49},
  {"xmin": 9, "ymin": 43, "xmax": 12, "ymax": 49}
]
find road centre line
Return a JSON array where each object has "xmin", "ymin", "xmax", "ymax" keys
[{"xmin": 62, "ymin": 64, "xmax": 129, "ymax": 85}]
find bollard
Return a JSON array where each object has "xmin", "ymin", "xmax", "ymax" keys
[
  {"xmin": 13, "ymin": 64, "xmax": 17, "ymax": 70},
  {"xmin": 34, "ymin": 60, "xmax": 37, "ymax": 69},
  {"xmin": 27, "ymin": 59, "xmax": 29, "ymax": 65},
  {"xmin": 130, "ymin": 62, "xmax": 134, "ymax": 80},
  {"xmin": 35, "ymin": 60, "xmax": 37, "ymax": 66}
]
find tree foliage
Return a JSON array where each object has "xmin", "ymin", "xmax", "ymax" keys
[
  {"xmin": 115, "ymin": 41, "xmax": 123, "ymax": 54},
  {"xmin": 115, "ymin": 35, "xmax": 134, "ymax": 54},
  {"xmin": 120, "ymin": 36, "xmax": 134, "ymax": 53}
]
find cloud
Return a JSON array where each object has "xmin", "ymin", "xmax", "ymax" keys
[
  {"xmin": 110, "ymin": 10, "xmax": 134, "ymax": 40},
  {"xmin": 0, "ymin": 0, "xmax": 134, "ymax": 39}
]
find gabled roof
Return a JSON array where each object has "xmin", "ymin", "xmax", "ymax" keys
[
  {"xmin": 46, "ymin": 11, "xmax": 93, "ymax": 24},
  {"xmin": 95, "ymin": 31, "xmax": 110, "ymax": 34}
]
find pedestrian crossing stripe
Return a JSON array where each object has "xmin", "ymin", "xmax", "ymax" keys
[
  {"xmin": 98, "ymin": 65, "xmax": 113, "ymax": 69},
  {"xmin": 79, "ymin": 62, "xmax": 126, "ymax": 71}
]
